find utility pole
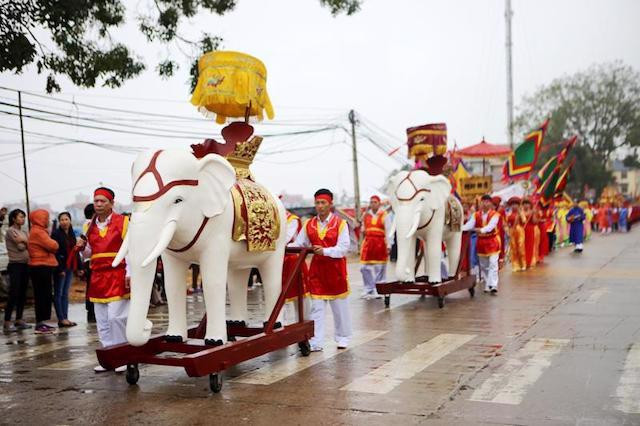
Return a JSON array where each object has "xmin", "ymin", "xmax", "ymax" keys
[
  {"xmin": 505, "ymin": 0, "xmax": 514, "ymax": 149},
  {"xmin": 18, "ymin": 91, "xmax": 31, "ymax": 225},
  {"xmin": 348, "ymin": 110, "xmax": 362, "ymax": 244}
]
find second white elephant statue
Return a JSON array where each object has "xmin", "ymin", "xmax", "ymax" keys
[
  {"xmin": 387, "ymin": 169, "xmax": 463, "ymax": 284},
  {"xmin": 113, "ymin": 148, "xmax": 287, "ymax": 347}
]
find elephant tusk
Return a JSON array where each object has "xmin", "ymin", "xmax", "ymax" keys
[
  {"xmin": 112, "ymin": 231, "xmax": 130, "ymax": 267},
  {"xmin": 389, "ymin": 215, "xmax": 397, "ymax": 237},
  {"xmin": 141, "ymin": 220, "xmax": 177, "ymax": 268},
  {"xmin": 404, "ymin": 210, "xmax": 422, "ymax": 239}
]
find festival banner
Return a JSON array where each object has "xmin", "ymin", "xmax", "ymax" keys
[{"xmin": 502, "ymin": 119, "xmax": 549, "ymax": 182}]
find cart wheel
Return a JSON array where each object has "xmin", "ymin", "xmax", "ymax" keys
[
  {"xmin": 469, "ymin": 287, "xmax": 475, "ymax": 298},
  {"xmin": 384, "ymin": 295, "xmax": 391, "ymax": 308},
  {"xmin": 298, "ymin": 340, "xmax": 311, "ymax": 357},
  {"xmin": 437, "ymin": 297, "xmax": 445, "ymax": 309},
  {"xmin": 228, "ymin": 335, "xmax": 237, "ymax": 342},
  {"xmin": 125, "ymin": 364, "xmax": 139, "ymax": 385},
  {"xmin": 209, "ymin": 373, "xmax": 223, "ymax": 393}
]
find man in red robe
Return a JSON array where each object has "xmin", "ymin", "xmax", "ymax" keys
[
  {"xmin": 521, "ymin": 199, "xmax": 540, "ymax": 268},
  {"xmin": 78, "ymin": 187, "xmax": 130, "ymax": 373},
  {"xmin": 359, "ymin": 195, "xmax": 392, "ymax": 299},
  {"xmin": 462, "ymin": 194, "xmax": 501, "ymax": 294},
  {"xmin": 294, "ymin": 189, "xmax": 352, "ymax": 351}
]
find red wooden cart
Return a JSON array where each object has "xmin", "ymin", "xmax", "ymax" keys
[
  {"xmin": 376, "ymin": 231, "xmax": 476, "ymax": 309},
  {"xmin": 96, "ymin": 247, "xmax": 313, "ymax": 393}
]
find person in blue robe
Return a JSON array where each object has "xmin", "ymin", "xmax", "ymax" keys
[
  {"xmin": 566, "ymin": 203, "xmax": 585, "ymax": 252},
  {"xmin": 619, "ymin": 204, "xmax": 629, "ymax": 232}
]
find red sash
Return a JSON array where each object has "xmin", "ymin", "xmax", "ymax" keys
[
  {"xmin": 360, "ymin": 210, "xmax": 388, "ymax": 264},
  {"xmin": 474, "ymin": 210, "xmax": 501, "ymax": 256},
  {"xmin": 306, "ymin": 215, "xmax": 349, "ymax": 299},
  {"xmin": 87, "ymin": 213, "xmax": 130, "ymax": 303}
]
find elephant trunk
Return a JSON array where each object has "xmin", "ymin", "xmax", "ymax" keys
[
  {"xmin": 395, "ymin": 206, "xmax": 418, "ymax": 283},
  {"xmin": 125, "ymin": 221, "xmax": 167, "ymax": 346}
]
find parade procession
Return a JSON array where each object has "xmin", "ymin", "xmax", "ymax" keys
[{"xmin": 1, "ymin": 1, "xmax": 640, "ymax": 424}]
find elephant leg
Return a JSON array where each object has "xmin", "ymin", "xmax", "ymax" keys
[
  {"xmin": 227, "ymin": 268, "xmax": 249, "ymax": 324},
  {"xmin": 200, "ymin": 251, "xmax": 229, "ymax": 345},
  {"xmin": 425, "ymin": 231, "xmax": 443, "ymax": 283},
  {"xmin": 258, "ymin": 254, "xmax": 285, "ymax": 324},
  {"xmin": 445, "ymin": 232, "xmax": 462, "ymax": 279},
  {"xmin": 161, "ymin": 254, "xmax": 190, "ymax": 341}
]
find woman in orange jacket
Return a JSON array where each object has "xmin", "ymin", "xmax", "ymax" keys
[{"xmin": 28, "ymin": 209, "xmax": 59, "ymax": 334}]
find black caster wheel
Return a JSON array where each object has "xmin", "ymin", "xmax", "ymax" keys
[
  {"xmin": 228, "ymin": 335, "xmax": 237, "ymax": 342},
  {"xmin": 469, "ymin": 287, "xmax": 475, "ymax": 298},
  {"xmin": 384, "ymin": 295, "xmax": 390, "ymax": 308},
  {"xmin": 437, "ymin": 297, "xmax": 445, "ymax": 309},
  {"xmin": 209, "ymin": 373, "xmax": 223, "ymax": 393},
  {"xmin": 298, "ymin": 340, "xmax": 311, "ymax": 357},
  {"xmin": 125, "ymin": 364, "xmax": 139, "ymax": 385}
]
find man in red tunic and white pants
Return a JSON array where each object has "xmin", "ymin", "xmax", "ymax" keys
[
  {"xmin": 359, "ymin": 195, "xmax": 392, "ymax": 299},
  {"xmin": 462, "ymin": 194, "xmax": 501, "ymax": 294},
  {"xmin": 294, "ymin": 189, "xmax": 352, "ymax": 352},
  {"xmin": 78, "ymin": 187, "xmax": 130, "ymax": 372}
]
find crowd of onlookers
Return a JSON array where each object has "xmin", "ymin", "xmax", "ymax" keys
[{"xmin": 1, "ymin": 206, "xmax": 94, "ymax": 334}]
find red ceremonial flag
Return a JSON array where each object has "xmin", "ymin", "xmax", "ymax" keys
[
  {"xmin": 503, "ymin": 119, "xmax": 549, "ymax": 182},
  {"xmin": 554, "ymin": 157, "xmax": 576, "ymax": 196},
  {"xmin": 558, "ymin": 135, "xmax": 577, "ymax": 164}
]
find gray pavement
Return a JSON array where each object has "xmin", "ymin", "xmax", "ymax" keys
[{"xmin": 0, "ymin": 227, "xmax": 639, "ymax": 425}]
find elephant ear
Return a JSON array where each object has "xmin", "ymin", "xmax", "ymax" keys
[
  {"xmin": 426, "ymin": 174, "xmax": 453, "ymax": 209},
  {"xmin": 196, "ymin": 154, "xmax": 236, "ymax": 218}
]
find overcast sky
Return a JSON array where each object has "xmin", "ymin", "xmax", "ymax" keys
[{"xmin": 1, "ymin": 0, "xmax": 639, "ymax": 211}]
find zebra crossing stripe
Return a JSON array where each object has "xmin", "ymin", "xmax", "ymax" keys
[
  {"xmin": 341, "ymin": 333, "xmax": 476, "ymax": 394},
  {"xmin": 469, "ymin": 338, "xmax": 569, "ymax": 405},
  {"xmin": 614, "ymin": 343, "xmax": 640, "ymax": 414},
  {"xmin": 585, "ymin": 287, "xmax": 609, "ymax": 304},
  {"xmin": 231, "ymin": 330, "xmax": 387, "ymax": 385}
]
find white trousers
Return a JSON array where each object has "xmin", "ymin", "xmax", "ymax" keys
[
  {"xmin": 478, "ymin": 254, "xmax": 499, "ymax": 290},
  {"xmin": 310, "ymin": 297, "xmax": 352, "ymax": 348},
  {"xmin": 94, "ymin": 299, "xmax": 130, "ymax": 347},
  {"xmin": 282, "ymin": 297, "xmax": 311, "ymax": 325},
  {"xmin": 360, "ymin": 264, "xmax": 386, "ymax": 294}
]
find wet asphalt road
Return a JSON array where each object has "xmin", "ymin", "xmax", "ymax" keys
[{"xmin": 1, "ymin": 227, "xmax": 639, "ymax": 425}]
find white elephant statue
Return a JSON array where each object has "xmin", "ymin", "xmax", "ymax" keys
[
  {"xmin": 387, "ymin": 169, "xmax": 463, "ymax": 284},
  {"xmin": 113, "ymin": 146, "xmax": 287, "ymax": 347}
]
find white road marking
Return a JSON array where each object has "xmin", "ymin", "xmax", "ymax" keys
[
  {"xmin": 38, "ymin": 353, "xmax": 96, "ymax": 370},
  {"xmin": 0, "ymin": 337, "xmax": 97, "ymax": 364},
  {"xmin": 341, "ymin": 333, "xmax": 476, "ymax": 394},
  {"xmin": 470, "ymin": 338, "xmax": 569, "ymax": 405},
  {"xmin": 614, "ymin": 343, "xmax": 640, "ymax": 414},
  {"xmin": 231, "ymin": 330, "xmax": 387, "ymax": 385},
  {"xmin": 585, "ymin": 287, "xmax": 609, "ymax": 304}
]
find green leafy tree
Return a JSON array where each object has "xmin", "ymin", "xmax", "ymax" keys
[
  {"xmin": 514, "ymin": 62, "xmax": 640, "ymax": 198},
  {"xmin": 0, "ymin": 0, "xmax": 361, "ymax": 92}
]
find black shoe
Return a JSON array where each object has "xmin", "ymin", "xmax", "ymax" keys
[
  {"xmin": 164, "ymin": 335, "xmax": 183, "ymax": 343},
  {"xmin": 490, "ymin": 288, "xmax": 498, "ymax": 294},
  {"xmin": 204, "ymin": 338, "xmax": 224, "ymax": 346}
]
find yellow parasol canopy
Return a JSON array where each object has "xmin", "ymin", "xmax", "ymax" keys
[{"xmin": 190, "ymin": 51, "xmax": 275, "ymax": 124}]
